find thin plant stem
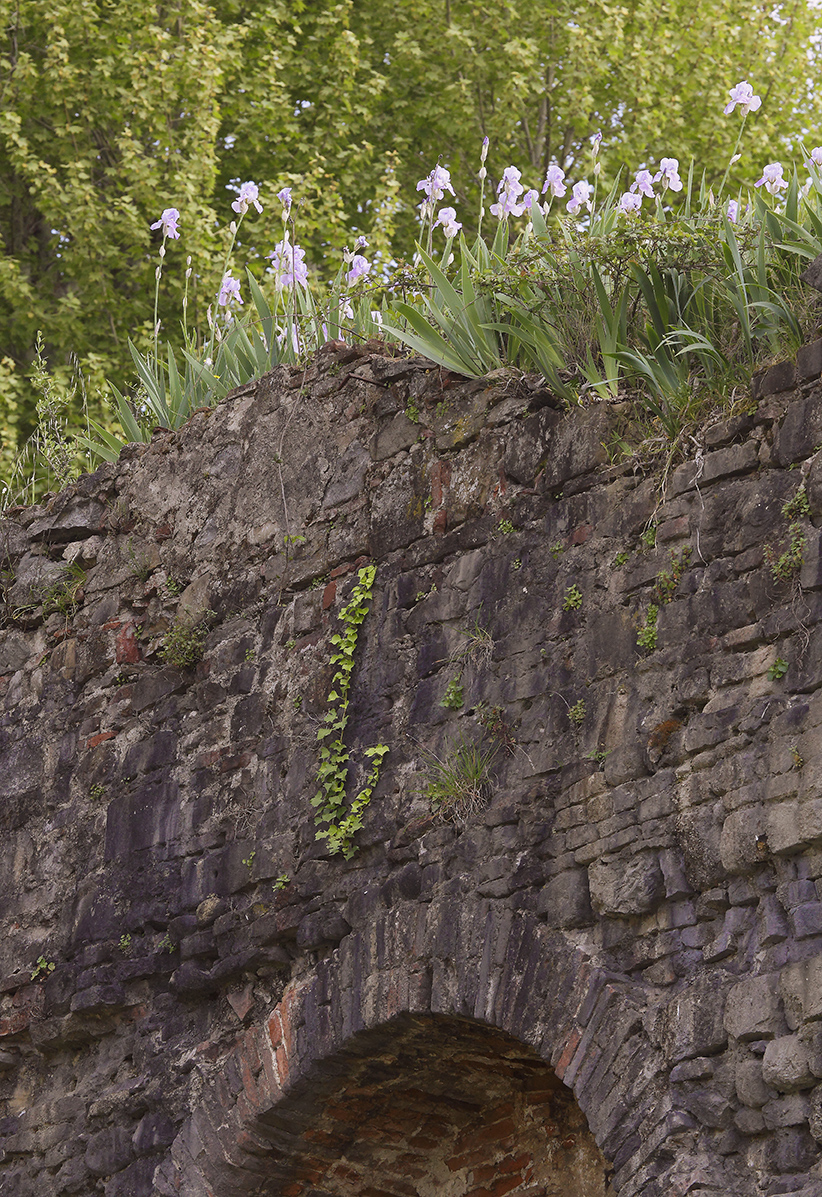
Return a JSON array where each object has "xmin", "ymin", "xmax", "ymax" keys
[
  {"xmin": 717, "ymin": 113, "xmax": 749, "ymax": 200},
  {"xmin": 204, "ymin": 213, "xmax": 245, "ymax": 366},
  {"xmin": 478, "ymin": 137, "xmax": 489, "ymax": 241},
  {"xmin": 182, "ymin": 256, "xmax": 193, "ymax": 349},
  {"xmin": 152, "ymin": 235, "xmax": 167, "ymax": 370}
]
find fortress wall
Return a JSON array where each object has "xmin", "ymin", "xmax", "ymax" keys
[{"xmin": 1, "ymin": 339, "xmax": 822, "ymax": 1194}]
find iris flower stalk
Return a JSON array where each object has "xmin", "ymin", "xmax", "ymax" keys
[
  {"xmin": 478, "ymin": 136, "xmax": 489, "ymax": 240},
  {"xmin": 275, "ymin": 196, "xmax": 302, "ymax": 361},
  {"xmin": 591, "ymin": 131, "xmax": 602, "ymax": 216},
  {"xmin": 718, "ymin": 81, "xmax": 762, "ymax": 200},
  {"xmin": 149, "ymin": 208, "xmax": 180, "ymax": 371},
  {"xmin": 204, "ymin": 183, "xmax": 262, "ymax": 368},
  {"xmin": 181, "ymin": 256, "xmax": 193, "ymax": 351}
]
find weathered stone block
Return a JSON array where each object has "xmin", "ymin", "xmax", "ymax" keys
[
  {"xmin": 700, "ymin": 441, "xmax": 759, "ymax": 485},
  {"xmin": 681, "ymin": 1087, "xmax": 734, "ymax": 1128},
  {"xmin": 0, "ymin": 631, "xmax": 32, "ymax": 674},
  {"xmin": 85, "ymin": 1127, "xmax": 134, "ymax": 1176},
  {"xmin": 539, "ymin": 406, "xmax": 612, "ymax": 490},
  {"xmin": 720, "ymin": 807, "xmax": 766, "ymax": 874},
  {"xmin": 370, "ymin": 413, "xmax": 420, "ymax": 462},
  {"xmin": 725, "ymin": 973, "xmax": 784, "ymax": 1042},
  {"xmin": 28, "ymin": 498, "xmax": 106, "ymax": 543},
  {"xmin": 758, "ymin": 360, "xmax": 797, "ymax": 399},
  {"xmin": 132, "ymin": 1112, "xmax": 175, "ymax": 1155},
  {"xmin": 807, "ymin": 451, "xmax": 822, "ymax": 525},
  {"xmin": 736, "ymin": 1107, "xmax": 766, "ymax": 1135},
  {"xmin": 798, "ymin": 340, "xmax": 822, "ymax": 383},
  {"xmin": 762, "ymin": 1093, "xmax": 811, "ymax": 1128},
  {"xmin": 658, "ymin": 972, "xmax": 731, "ymax": 1063},
  {"xmin": 792, "ymin": 903, "xmax": 822, "ymax": 939},
  {"xmin": 736, "ymin": 1056, "xmax": 777, "ymax": 1108},
  {"xmin": 773, "ymin": 392, "xmax": 822, "ymax": 466},
  {"xmin": 588, "ymin": 852, "xmax": 664, "ymax": 918},
  {"xmin": 810, "ymin": 1084, "xmax": 822, "ymax": 1142},
  {"xmin": 503, "ymin": 410, "xmax": 555, "ymax": 485},
  {"xmin": 801, "ymin": 253, "xmax": 822, "ymax": 293},
  {"xmin": 322, "ymin": 439, "xmax": 370, "ymax": 507},
  {"xmin": 767, "ymin": 799, "xmax": 822, "ymax": 856},
  {"xmin": 781, "ymin": 956, "xmax": 822, "ymax": 1029},
  {"xmin": 764, "ymin": 1125, "xmax": 818, "ymax": 1173},
  {"xmin": 537, "ymin": 869, "xmax": 592, "ymax": 928},
  {"xmin": 763, "ymin": 1036, "xmax": 817, "ymax": 1092}
]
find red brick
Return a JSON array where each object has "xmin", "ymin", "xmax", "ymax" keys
[
  {"xmin": 196, "ymin": 748, "xmax": 225, "ymax": 769},
  {"xmin": 218, "ymin": 750, "xmax": 251, "ymax": 773},
  {"xmin": 431, "ymin": 460, "xmax": 451, "ymax": 507},
  {"xmin": 554, "ymin": 1026, "xmax": 582, "ymax": 1080},
  {"xmin": 115, "ymin": 622, "xmax": 141, "ymax": 664},
  {"xmin": 322, "ymin": 581, "xmax": 336, "ymax": 609},
  {"xmin": 0, "ymin": 1011, "xmax": 30, "ymax": 1036},
  {"xmin": 86, "ymin": 730, "xmax": 116, "ymax": 748},
  {"xmin": 494, "ymin": 1152, "xmax": 531, "ymax": 1177},
  {"xmin": 243, "ymin": 1027, "xmax": 263, "ymax": 1075}
]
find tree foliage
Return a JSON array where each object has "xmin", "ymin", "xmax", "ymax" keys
[
  {"xmin": 0, "ymin": 0, "xmax": 820, "ymax": 482},
  {"xmin": 0, "ymin": 0, "xmax": 236, "ymax": 472}
]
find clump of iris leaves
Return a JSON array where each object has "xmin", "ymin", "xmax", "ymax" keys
[{"xmin": 34, "ymin": 158, "xmax": 822, "ymax": 483}]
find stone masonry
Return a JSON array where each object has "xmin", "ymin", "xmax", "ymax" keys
[{"xmin": 2, "ymin": 336, "xmax": 822, "ymax": 1195}]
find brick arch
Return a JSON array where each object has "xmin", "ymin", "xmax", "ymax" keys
[{"xmin": 153, "ymin": 905, "xmax": 739, "ymax": 1197}]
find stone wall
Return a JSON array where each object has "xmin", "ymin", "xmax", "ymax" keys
[{"xmin": 2, "ymin": 337, "xmax": 822, "ymax": 1195}]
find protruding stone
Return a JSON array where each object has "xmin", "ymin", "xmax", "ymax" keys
[
  {"xmin": 781, "ymin": 957, "xmax": 822, "ymax": 1028},
  {"xmin": 725, "ymin": 974, "xmax": 785, "ymax": 1042},
  {"xmin": 762, "ymin": 1036, "xmax": 817, "ymax": 1092},
  {"xmin": 801, "ymin": 253, "xmax": 822, "ymax": 293},
  {"xmin": 537, "ymin": 869, "xmax": 592, "ymax": 928},
  {"xmin": 588, "ymin": 852, "xmax": 664, "ymax": 917}
]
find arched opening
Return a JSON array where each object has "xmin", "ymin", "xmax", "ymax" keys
[{"xmin": 253, "ymin": 1013, "xmax": 614, "ymax": 1196}]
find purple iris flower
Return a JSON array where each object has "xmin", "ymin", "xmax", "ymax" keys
[
  {"xmin": 150, "ymin": 208, "xmax": 180, "ymax": 239},
  {"xmin": 232, "ymin": 181, "xmax": 263, "ymax": 215}
]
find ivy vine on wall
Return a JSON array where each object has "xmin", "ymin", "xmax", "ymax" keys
[{"xmin": 312, "ymin": 565, "xmax": 389, "ymax": 858}]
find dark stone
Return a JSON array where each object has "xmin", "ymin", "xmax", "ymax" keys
[
  {"xmin": 122, "ymin": 731, "xmax": 178, "ymax": 778},
  {"xmin": 105, "ymin": 780, "xmax": 181, "ymax": 858},
  {"xmin": 104, "ymin": 1156, "xmax": 157, "ymax": 1197},
  {"xmin": 28, "ymin": 499, "xmax": 106, "ymax": 543},
  {"xmin": 773, "ymin": 393, "xmax": 822, "ymax": 466},
  {"xmin": 85, "ymin": 1127, "xmax": 134, "ymax": 1176},
  {"xmin": 296, "ymin": 910, "xmax": 352, "ymax": 950},
  {"xmin": 801, "ymin": 253, "xmax": 822, "ymax": 293},
  {"xmin": 759, "ymin": 360, "xmax": 797, "ymax": 398},
  {"xmin": 323, "ymin": 440, "xmax": 370, "ymax": 507},
  {"xmin": 130, "ymin": 670, "xmax": 186, "ymax": 714},
  {"xmin": 797, "ymin": 340, "xmax": 822, "ymax": 382},
  {"xmin": 132, "ymin": 1112, "xmax": 175, "ymax": 1155},
  {"xmin": 766, "ymin": 1127, "xmax": 819, "ymax": 1173},
  {"xmin": 537, "ymin": 869, "xmax": 593, "ymax": 928}
]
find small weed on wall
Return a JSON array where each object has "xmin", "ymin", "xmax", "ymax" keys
[
  {"xmin": 421, "ymin": 736, "xmax": 498, "ymax": 823},
  {"xmin": 764, "ymin": 487, "xmax": 810, "ymax": 584},
  {"xmin": 440, "ymin": 675, "xmax": 464, "ymax": 710},
  {"xmin": 160, "ymin": 610, "xmax": 215, "ymax": 668}
]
